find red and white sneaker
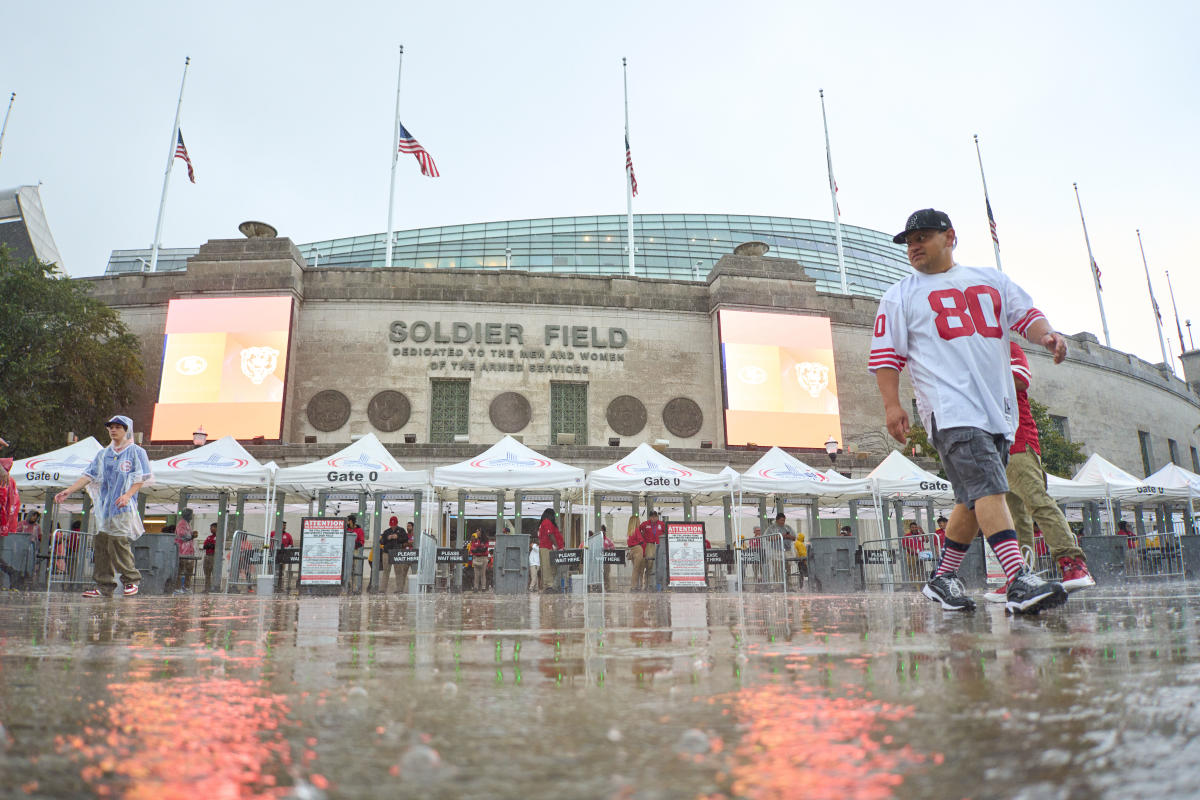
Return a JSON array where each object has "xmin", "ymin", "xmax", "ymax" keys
[
  {"xmin": 1058, "ymin": 557, "xmax": 1096, "ymax": 592},
  {"xmin": 81, "ymin": 588, "xmax": 105, "ymax": 598},
  {"xmin": 123, "ymin": 583, "xmax": 140, "ymax": 596}
]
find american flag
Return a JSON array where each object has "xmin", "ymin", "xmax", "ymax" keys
[
  {"xmin": 986, "ymin": 196, "xmax": 999, "ymax": 246},
  {"xmin": 175, "ymin": 130, "xmax": 195, "ymax": 183},
  {"xmin": 398, "ymin": 123, "xmax": 439, "ymax": 177},
  {"xmin": 625, "ymin": 135, "xmax": 638, "ymax": 197},
  {"xmin": 1091, "ymin": 257, "xmax": 1102, "ymax": 291}
]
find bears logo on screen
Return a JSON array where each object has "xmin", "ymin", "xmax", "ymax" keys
[
  {"xmin": 794, "ymin": 362, "xmax": 830, "ymax": 398},
  {"xmin": 240, "ymin": 346, "xmax": 280, "ymax": 385}
]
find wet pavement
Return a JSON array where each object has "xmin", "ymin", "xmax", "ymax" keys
[{"xmin": 2, "ymin": 585, "xmax": 1199, "ymax": 800}]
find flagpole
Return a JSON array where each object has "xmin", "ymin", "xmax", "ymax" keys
[
  {"xmin": 1166, "ymin": 270, "xmax": 1187, "ymax": 355},
  {"xmin": 150, "ymin": 57, "xmax": 191, "ymax": 273},
  {"xmin": 1137, "ymin": 229, "xmax": 1172, "ymax": 369},
  {"xmin": 973, "ymin": 134, "xmax": 1003, "ymax": 272},
  {"xmin": 623, "ymin": 57, "xmax": 635, "ymax": 277},
  {"xmin": 1072, "ymin": 183, "xmax": 1111, "ymax": 347},
  {"xmin": 819, "ymin": 90, "xmax": 848, "ymax": 294},
  {"xmin": 0, "ymin": 93, "xmax": 14, "ymax": 164},
  {"xmin": 385, "ymin": 45, "xmax": 404, "ymax": 269}
]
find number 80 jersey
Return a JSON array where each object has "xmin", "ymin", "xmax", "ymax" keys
[{"xmin": 868, "ymin": 264, "xmax": 1045, "ymax": 439}]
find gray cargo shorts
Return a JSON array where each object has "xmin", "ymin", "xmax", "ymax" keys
[{"xmin": 930, "ymin": 417, "xmax": 1010, "ymax": 509}]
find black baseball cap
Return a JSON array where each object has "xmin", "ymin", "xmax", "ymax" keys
[{"xmin": 893, "ymin": 209, "xmax": 952, "ymax": 244}]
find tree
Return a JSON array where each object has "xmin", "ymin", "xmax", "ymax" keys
[
  {"xmin": 1030, "ymin": 397, "xmax": 1086, "ymax": 478},
  {"xmin": 0, "ymin": 248, "xmax": 144, "ymax": 458}
]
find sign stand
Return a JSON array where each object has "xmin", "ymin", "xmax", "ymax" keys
[
  {"xmin": 299, "ymin": 516, "xmax": 347, "ymax": 595},
  {"xmin": 665, "ymin": 521, "xmax": 707, "ymax": 590}
]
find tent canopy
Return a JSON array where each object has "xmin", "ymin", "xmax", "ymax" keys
[
  {"xmin": 432, "ymin": 435, "xmax": 584, "ymax": 493},
  {"xmin": 585, "ymin": 442, "xmax": 734, "ymax": 498},
  {"xmin": 148, "ymin": 435, "xmax": 273, "ymax": 493},
  {"xmin": 274, "ymin": 433, "xmax": 429, "ymax": 498},
  {"xmin": 868, "ymin": 450, "xmax": 954, "ymax": 501},
  {"xmin": 738, "ymin": 446, "xmax": 873, "ymax": 501},
  {"xmin": 1069, "ymin": 453, "xmax": 1148, "ymax": 501},
  {"xmin": 11, "ymin": 437, "xmax": 103, "ymax": 489},
  {"xmin": 1141, "ymin": 462, "xmax": 1200, "ymax": 502}
]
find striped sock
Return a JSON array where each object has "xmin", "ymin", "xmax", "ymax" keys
[
  {"xmin": 934, "ymin": 538, "xmax": 970, "ymax": 577},
  {"xmin": 987, "ymin": 530, "xmax": 1025, "ymax": 581}
]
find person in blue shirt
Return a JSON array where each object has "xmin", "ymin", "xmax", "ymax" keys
[{"xmin": 55, "ymin": 415, "xmax": 152, "ymax": 597}]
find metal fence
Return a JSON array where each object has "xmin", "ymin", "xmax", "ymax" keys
[
  {"xmin": 45, "ymin": 529, "xmax": 96, "ymax": 593},
  {"xmin": 1122, "ymin": 532, "xmax": 1185, "ymax": 579},
  {"xmin": 740, "ymin": 532, "xmax": 788, "ymax": 593},
  {"xmin": 225, "ymin": 530, "xmax": 265, "ymax": 592},
  {"xmin": 860, "ymin": 532, "xmax": 942, "ymax": 590}
]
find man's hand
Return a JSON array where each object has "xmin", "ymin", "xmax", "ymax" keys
[
  {"xmin": 1041, "ymin": 331, "xmax": 1067, "ymax": 364},
  {"xmin": 54, "ymin": 490, "xmax": 69, "ymax": 504},
  {"xmin": 115, "ymin": 492, "xmax": 131, "ymax": 509},
  {"xmin": 886, "ymin": 404, "xmax": 911, "ymax": 443}
]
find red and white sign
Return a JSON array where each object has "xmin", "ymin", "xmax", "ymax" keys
[
  {"xmin": 299, "ymin": 517, "xmax": 346, "ymax": 585},
  {"xmin": 665, "ymin": 522, "xmax": 707, "ymax": 587}
]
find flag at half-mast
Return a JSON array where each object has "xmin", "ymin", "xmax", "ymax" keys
[
  {"xmin": 1091, "ymin": 257, "xmax": 1102, "ymax": 291},
  {"xmin": 398, "ymin": 123, "xmax": 439, "ymax": 177},
  {"xmin": 625, "ymin": 135, "xmax": 638, "ymax": 197},
  {"xmin": 175, "ymin": 131, "xmax": 195, "ymax": 183},
  {"xmin": 985, "ymin": 196, "xmax": 999, "ymax": 246}
]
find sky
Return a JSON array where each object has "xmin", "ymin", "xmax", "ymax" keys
[{"xmin": 2, "ymin": 0, "xmax": 1198, "ymax": 372}]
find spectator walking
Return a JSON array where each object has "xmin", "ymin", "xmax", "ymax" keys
[
  {"xmin": 537, "ymin": 509, "xmax": 564, "ymax": 592},
  {"xmin": 469, "ymin": 530, "xmax": 490, "ymax": 593},
  {"xmin": 379, "ymin": 515, "xmax": 410, "ymax": 594},
  {"xmin": 202, "ymin": 523, "xmax": 217, "ymax": 592},
  {"xmin": 528, "ymin": 537, "xmax": 541, "ymax": 591},
  {"xmin": 634, "ymin": 510, "xmax": 665, "ymax": 592},
  {"xmin": 54, "ymin": 415, "xmax": 151, "ymax": 598},
  {"xmin": 174, "ymin": 508, "xmax": 196, "ymax": 594}
]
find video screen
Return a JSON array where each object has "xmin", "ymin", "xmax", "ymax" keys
[
  {"xmin": 150, "ymin": 297, "xmax": 294, "ymax": 441},
  {"xmin": 718, "ymin": 309, "xmax": 842, "ymax": 448}
]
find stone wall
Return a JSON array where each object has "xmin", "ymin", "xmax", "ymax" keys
[{"xmin": 82, "ymin": 236, "xmax": 1200, "ymax": 477}]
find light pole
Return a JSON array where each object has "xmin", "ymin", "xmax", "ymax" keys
[
  {"xmin": 193, "ymin": 426, "xmax": 208, "ymax": 447},
  {"xmin": 825, "ymin": 435, "xmax": 840, "ymax": 467}
]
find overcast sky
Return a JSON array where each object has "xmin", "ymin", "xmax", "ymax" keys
[{"xmin": 2, "ymin": 0, "xmax": 1197, "ymax": 372}]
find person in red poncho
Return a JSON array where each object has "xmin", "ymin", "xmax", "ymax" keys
[{"xmin": 537, "ymin": 508, "xmax": 564, "ymax": 592}]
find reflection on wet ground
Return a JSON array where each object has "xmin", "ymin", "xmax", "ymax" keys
[{"xmin": 2, "ymin": 585, "xmax": 1199, "ymax": 799}]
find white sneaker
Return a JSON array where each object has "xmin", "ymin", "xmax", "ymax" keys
[{"xmin": 983, "ymin": 589, "xmax": 1006, "ymax": 604}]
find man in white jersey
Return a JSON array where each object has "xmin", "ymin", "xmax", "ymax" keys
[{"xmin": 869, "ymin": 209, "xmax": 1069, "ymax": 614}]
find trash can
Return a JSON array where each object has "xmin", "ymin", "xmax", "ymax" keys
[
  {"xmin": 1078, "ymin": 535, "xmax": 1128, "ymax": 583},
  {"xmin": 493, "ymin": 533, "xmax": 529, "ymax": 595},
  {"xmin": 808, "ymin": 536, "xmax": 860, "ymax": 593},
  {"xmin": 132, "ymin": 533, "xmax": 179, "ymax": 595},
  {"xmin": 956, "ymin": 535, "xmax": 987, "ymax": 590}
]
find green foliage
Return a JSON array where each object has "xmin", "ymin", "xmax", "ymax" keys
[
  {"xmin": 0, "ymin": 248, "xmax": 144, "ymax": 458},
  {"xmin": 905, "ymin": 422, "xmax": 940, "ymax": 463},
  {"xmin": 1030, "ymin": 397, "xmax": 1086, "ymax": 478}
]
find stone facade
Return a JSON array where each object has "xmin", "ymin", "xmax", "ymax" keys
[{"xmin": 82, "ymin": 236, "xmax": 1200, "ymax": 478}]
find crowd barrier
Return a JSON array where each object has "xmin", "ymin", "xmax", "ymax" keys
[
  {"xmin": 1121, "ymin": 532, "xmax": 1185, "ymax": 579},
  {"xmin": 740, "ymin": 532, "xmax": 788, "ymax": 593},
  {"xmin": 225, "ymin": 530, "xmax": 265, "ymax": 593},
  {"xmin": 45, "ymin": 529, "xmax": 95, "ymax": 593},
  {"xmin": 860, "ymin": 531, "xmax": 942, "ymax": 591}
]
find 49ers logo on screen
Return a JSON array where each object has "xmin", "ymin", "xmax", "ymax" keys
[{"xmin": 927, "ymin": 286, "xmax": 1003, "ymax": 340}]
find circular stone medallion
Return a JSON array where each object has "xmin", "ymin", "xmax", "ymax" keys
[
  {"xmin": 605, "ymin": 395, "xmax": 647, "ymax": 437},
  {"xmin": 662, "ymin": 397, "xmax": 703, "ymax": 439},
  {"xmin": 367, "ymin": 390, "xmax": 411, "ymax": 432},
  {"xmin": 307, "ymin": 390, "xmax": 351, "ymax": 432},
  {"xmin": 489, "ymin": 392, "xmax": 532, "ymax": 433}
]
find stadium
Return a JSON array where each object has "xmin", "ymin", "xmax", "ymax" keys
[{"xmin": 78, "ymin": 211, "xmax": 1200, "ymax": 480}]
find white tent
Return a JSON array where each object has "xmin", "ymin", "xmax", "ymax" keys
[
  {"xmin": 1069, "ymin": 453, "xmax": 1148, "ymax": 502},
  {"xmin": 867, "ymin": 450, "xmax": 955, "ymax": 502},
  {"xmin": 11, "ymin": 437, "xmax": 103, "ymax": 489},
  {"xmin": 432, "ymin": 435, "xmax": 584, "ymax": 493},
  {"xmin": 738, "ymin": 446, "xmax": 872, "ymax": 501},
  {"xmin": 274, "ymin": 432, "xmax": 430, "ymax": 498},
  {"xmin": 148, "ymin": 435, "xmax": 273, "ymax": 493},
  {"xmin": 1144, "ymin": 463, "xmax": 1200, "ymax": 499},
  {"xmin": 1045, "ymin": 471, "xmax": 1108, "ymax": 502},
  {"xmin": 585, "ymin": 442, "xmax": 734, "ymax": 498}
]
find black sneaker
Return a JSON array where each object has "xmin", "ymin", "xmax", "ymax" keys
[
  {"xmin": 922, "ymin": 572, "xmax": 976, "ymax": 612},
  {"xmin": 1005, "ymin": 567, "xmax": 1068, "ymax": 615}
]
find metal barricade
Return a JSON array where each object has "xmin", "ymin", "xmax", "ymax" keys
[
  {"xmin": 45, "ymin": 529, "xmax": 96, "ymax": 593},
  {"xmin": 861, "ymin": 532, "xmax": 942, "ymax": 590},
  {"xmin": 740, "ymin": 532, "xmax": 788, "ymax": 593},
  {"xmin": 225, "ymin": 530, "xmax": 265, "ymax": 593},
  {"xmin": 416, "ymin": 530, "xmax": 437, "ymax": 592},
  {"xmin": 1123, "ymin": 533, "xmax": 1185, "ymax": 579}
]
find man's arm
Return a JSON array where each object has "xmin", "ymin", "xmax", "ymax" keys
[
  {"xmin": 1024, "ymin": 318, "xmax": 1066, "ymax": 364},
  {"xmin": 875, "ymin": 368, "xmax": 910, "ymax": 442},
  {"xmin": 54, "ymin": 475, "xmax": 92, "ymax": 504},
  {"xmin": 115, "ymin": 480, "xmax": 144, "ymax": 509}
]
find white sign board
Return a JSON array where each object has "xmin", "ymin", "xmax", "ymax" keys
[
  {"xmin": 665, "ymin": 522, "xmax": 706, "ymax": 588},
  {"xmin": 299, "ymin": 517, "xmax": 346, "ymax": 586}
]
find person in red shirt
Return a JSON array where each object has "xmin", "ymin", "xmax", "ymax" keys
[
  {"xmin": 537, "ymin": 509, "xmax": 564, "ymax": 592},
  {"xmin": 634, "ymin": 510, "xmax": 665, "ymax": 592},
  {"xmin": 1116, "ymin": 520, "xmax": 1137, "ymax": 550},
  {"xmin": 1001, "ymin": 342, "xmax": 1095, "ymax": 594},
  {"xmin": 901, "ymin": 521, "xmax": 926, "ymax": 554},
  {"xmin": 934, "ymin": 517, "xmax": 947, "ymax": 550},
  {"xmin": 202, "ymin": 522, "xmax": 217, "ymax": 592},
  {"xmin": 271, "ymin": 521, "xmax": 294, "ymax": 549},
  {"xmin": 0, "ymin": 459, "xmax": 20, "ymax": 586},
  {"xmin": 468, "ymin": 530, "xmax": 490, "ymax": 593}
]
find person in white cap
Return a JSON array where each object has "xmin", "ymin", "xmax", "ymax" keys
[{"xmin": 55, "ymin": 415, "xmax": 152, "ymax": 597}]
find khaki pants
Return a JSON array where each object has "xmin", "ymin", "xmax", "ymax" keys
[
  {"xmin": 1006, "ymin": 446, "xmax": 1084, "ymax": 561},
  {"xmin": 472, "ymin": 556, "xmax": 488, "ymax": 592},
  {"xmin": 628, "ymin": 544, "xmax": 644, "ymax": 590},
  {"xmin": 379, "ymin": 558, "xmax": 409, "ymax": 594},
  {"xmin": 635, "ymin": 542, "xmax": 657, "ymax": 591},
  {"xmin": 528, "ymin": 564, "xmax": 540, "ymax": 591},
  {"xmin": 94, "ymin": 531, "xmax": 141, "ymax": 595},
  {"xmin": 540, "ymin": 548, "xmax": 554, "ymax": 591}
]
